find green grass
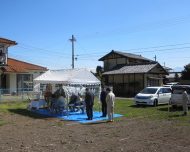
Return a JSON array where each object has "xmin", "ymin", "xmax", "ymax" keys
[
  {"xmin": 0, "ymin": 101, "xmax": 47, "ymax": 120},
  {"xmin": 0, "ymin": 101, "xmax": 28, "ymax": 113},
  {"xmin": 94, "ymin": 98, "xmax": 190, "ymax": 124},
  {"xmin": 0, "ymin": 99, "xmax": 190, "ymax": 125},
  {"xmin": 0, "ymin": 119, "xmax": 7, "ymax": 126},
  {"xmin": 0, "ymin": 101, "xmax": 29, "ymax": 126}
]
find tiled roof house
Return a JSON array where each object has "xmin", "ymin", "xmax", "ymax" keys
[
  {"xmin": 98, "ymin": 50, "xmax": 168, "ymax": 97},
  {"xmin": 2, "ymin": 58, "xmax": 47, "ymax": 73},
  {"xmin": 0, "ymin": 38, "xmax": 47, "ymax": 94},
  {"xmin": 0, "ymin": 37, "xmax": 17, "ymax": 45}
]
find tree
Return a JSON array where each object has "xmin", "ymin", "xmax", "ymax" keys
[
  {"xmin": 96, "ymin": 66, "xmax": 104, "ymax": 85},
  {"xmin": 96, "ymin": 66, "xmax": 103, "ymax": 78},
  {"xmin": 181, "ymin": 63, "xmax": 190, "ymax": 80},
  {"xmin": 174, "ymin": 73, "xmax": 180, "ymax": 82}
]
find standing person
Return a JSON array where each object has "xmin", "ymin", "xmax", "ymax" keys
[
  {"xmin": 55, "ymin": 84, "xmax": 66, "ymax": 98},
  {"xmin": 85, "ymin": 88, "xmax": 94, "ymax": 120},
  {"xmin": 100, "ymin": 87, "xmax": 107, "ymax": 117},
  {"xmin": 44, "ymin": 84, "xmax": 52, "ymax": 107},
  {"xmin": 182, "ymin": 90, "xmax": 189, "ymax": 116},
  {"xmin": 106, "ymin": 87, "xmax": 115, "ymax": 122}
]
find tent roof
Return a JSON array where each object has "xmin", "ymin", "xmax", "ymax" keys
[{"xmin": 34, "ymin": 69, "xmax": 101, "ymax": 85}]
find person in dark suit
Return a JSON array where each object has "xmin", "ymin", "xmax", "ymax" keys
[
  {"xmin": 85, "ymin": 88, "xmax": 94, "ymax": 120},
  {"xmin": 100, "ymin": 87, "xmax": 107, "ymax": 117}
]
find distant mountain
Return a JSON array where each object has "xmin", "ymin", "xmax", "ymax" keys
[{"xmin": 173, "ymin": 67, "xmax": 183, "ymax": 72}]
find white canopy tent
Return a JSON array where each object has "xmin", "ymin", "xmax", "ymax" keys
[
  {"xmin": 34, "ymin": 68, "xmax": 100, "ymax": 85},
  {"xmin": 34, "ymin": 68, "xmax": 101, "ymax": 96}
]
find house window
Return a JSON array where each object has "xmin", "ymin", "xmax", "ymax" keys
[
  {"xmin": 104, "ymin": 59, "xmax": 117, "ymax": 71},
  {"xmin": 147, "ymin": 78, "xmax": 159, "ymax": 86},
  {"xmin": 117, "ymin": 58, "xmax": 126, "ymax": 65},
  {"xmin": 17, "ymin": 74, "xmax": 33, "ymax": 91}
]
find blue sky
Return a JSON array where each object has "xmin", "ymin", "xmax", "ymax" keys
[{"xmin": 1, "ymin": 0, "xmax": 190, "ymax": 71}]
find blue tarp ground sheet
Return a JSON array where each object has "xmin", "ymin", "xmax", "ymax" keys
[{"xmin": 31, "ymin": 109, "xmax": 123, "ymax": 124}]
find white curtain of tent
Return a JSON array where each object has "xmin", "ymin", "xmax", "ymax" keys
[{"xmin": 34, "ymin": 69, "xmax": 101, "ymax": 115}]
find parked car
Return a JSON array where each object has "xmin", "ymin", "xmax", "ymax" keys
[
  {"xmin": 163, "ymin": 84, "xmax": 173, "ymax": 88},
  {"xmin": 170, "ymin": 85, "xmax": 190, "ymax": 108},
  {"xmin": 166, "ymin": 82, "xmax": 179, "ymax": 85},
  {"xmin": 134, "ymin": 87, "xmax": 171, "ymax": 106},
  {"xmin": 163, "ymin": 82, "xmax": 179, "ymax": 88}
]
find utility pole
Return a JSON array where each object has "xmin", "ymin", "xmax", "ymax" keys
[
  {"xmin": 69, "ymin": 35, "xmax": 76, "ymax": 69},
  {"xmin": 154, "ymin": 55, "xmax": 157, "ymax": 62}
]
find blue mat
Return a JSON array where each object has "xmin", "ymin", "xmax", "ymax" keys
[{"xmin": 31, "ymin": 109, "xmax": 123, "ymax": 123}]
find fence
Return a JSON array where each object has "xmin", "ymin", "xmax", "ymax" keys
[
  {"xmin": 0, "ymin": 86, "xmax": 101, "ymax": 103},
  {"xmin": 0, "ymin": 88, "xmax": 42, "ymax": 103}
]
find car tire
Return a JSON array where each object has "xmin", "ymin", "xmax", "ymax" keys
[
  {"xmin": 172, "ymin": 105, "xmax": 177, "ymax": 109},
  {"xmin": 154, "ymin": 99, "xmax": 158, "ymax": 107},
  {"xmin": 136, "ymin": 104, "xmax": 140, "ymax": 107}
]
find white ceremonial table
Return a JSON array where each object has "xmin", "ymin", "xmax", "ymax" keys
[{"xmin": 30, "ymin": 99, "xmax": 47, "ymax": 109}]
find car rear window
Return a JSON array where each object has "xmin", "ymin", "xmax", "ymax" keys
[
  {"xmin": 173, "ymin": 89, "xmax": 183, "ymax": 94},
  {"xmin": 140, "ymin": 88, "xmax": 158, "ymax": 94},
  {"xmin": 172, "ymin": 88, "xmax": 190, "ymax": 94}
]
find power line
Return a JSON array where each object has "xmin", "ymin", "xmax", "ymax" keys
[
  {"xmin": 75, "ymin": 42, "xmax": 190, "ymax": 57},
  {"xmin": 76, "ymin": 46, "xmax": 190, "ymax": 59},
  {"xmin": 17, "ymin": 42, "xmax": 71, "ymax": 56},
  {"xmin": 132, "ymin": 46, "xmax": 190, "ymax": 54},
  {"xmin": 16, "ymin": 44, "xmax": 190, "ymax": 58},
  {"xmin": 12, "ymin": 14, "xmax": 190, "ymax": 58},
  {"xmin": 14, "ymin": 45, "xmax": 71, "ymax": 57},
  {"xmin": 13, "ymin": 43, "xmax": 190, "ymax": 61},
  {"xmin": 10, "ymin": 40, "xmax": 190, "ymax": 63},
  {"xmin": 76, "ymin": 14, "xmax": 190, "ymax": 40},
  {"xmin": 123, "ymin": 42, "xmax": 190, "ymax": 52}
]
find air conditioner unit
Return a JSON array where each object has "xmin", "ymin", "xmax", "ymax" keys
[
  {"xmin": 0, "ymin": 48, "xmax": 5, "ymax": 53},
  {"xmin": 0, "ymin": 55, "xmax": 6, "ymax": 63},
  {"xmin": 0, "ymin": 48, "xmax": 6, "ymax": 65}
]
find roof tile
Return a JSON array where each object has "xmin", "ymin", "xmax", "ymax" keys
[
  {"xmin": 0, "ymin": 38, "xmax": 17, "ymax": 45},
  {"xmin": 1, "ymin": 58, "xmax": 47, "ymax": 73},
  {"xmin": 103, "ymin": 64, "xmax": 157, "ymax": 75},
  {"xmin": 99, "ymin": 50, "xmax": 154, "ymax": 62}
]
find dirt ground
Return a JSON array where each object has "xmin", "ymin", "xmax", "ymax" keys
[{"xmin": 0, "ymin": 112, "xmax": 190, "ymax": 152}]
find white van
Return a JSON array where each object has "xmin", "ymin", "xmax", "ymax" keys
[
  {"xmin": 163, "ymin": 82, "xmax": 179, "ymax": 89},
  {"xmin": 166, "ymin": 82, "xmax": 179, "ymax": 85},
  {"xmin": 170, "ymin": 85, "xmax": 190, "ymax": 107},
  {"xmin": 134, "ymin": 87, "xmax": 171, "ymax": 106}
]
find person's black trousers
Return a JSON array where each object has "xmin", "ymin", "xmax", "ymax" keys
[
  {"xmin": 102, "ymin": 102, "xmax": 107, "ymax": 117},
  {"xmin": 86, "ymin": 104, "xmax": 93, "ymax": 120}
]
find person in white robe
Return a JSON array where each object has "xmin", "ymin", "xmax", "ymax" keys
[
  {"xmin": 182, "ymin": 90, "xmax": 189, "ymax": 116},
  {"xmin": 106, "ymin": 87, "xmax": 115, "ymax": 122}
]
